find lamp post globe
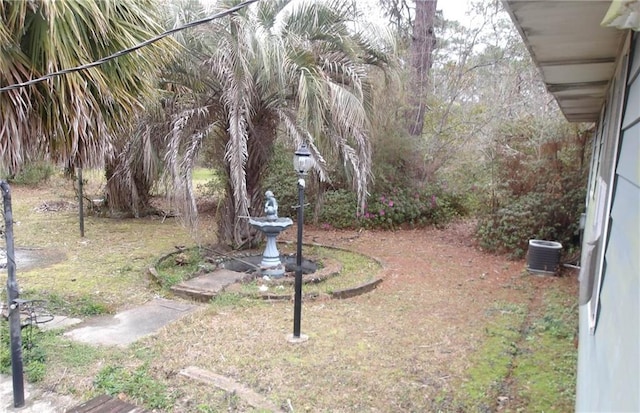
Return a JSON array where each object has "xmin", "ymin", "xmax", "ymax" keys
[{"xmin": 293, "ymin": 142, "xmax": 312, "ymax": 177}]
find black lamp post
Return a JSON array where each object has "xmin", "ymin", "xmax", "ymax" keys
[{"xmin": 291, "ymin": 142, "xmax": 312, "ymax": 341}]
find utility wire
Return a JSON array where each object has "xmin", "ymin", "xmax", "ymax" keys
[{"xmin": 0, "ymin": 0, "xmax": 261, "ymax": 93}]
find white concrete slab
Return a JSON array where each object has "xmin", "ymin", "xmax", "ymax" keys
[{"xmin": 64, "ymin": 298, "xmax": 198, "ymax": 347}]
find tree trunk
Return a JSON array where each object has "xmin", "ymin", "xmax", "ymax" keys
[
  {"xmin": 218, "ymin": 176, "xmax": 262, "ymax": 250},
  {"xmin": 104, "ymin": 153, "xmax": 155, "ymax": 218},
  {"xmin": 405, "ymin": 0, "xmax": 438, "ymax": 137},
  {"xmin": 217, "ymin": 115, "xmax": 277, "ymax": 249}
]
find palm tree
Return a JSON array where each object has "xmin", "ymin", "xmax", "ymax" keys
[
  {"xmin": 160, "ymin": 0, "xmax": 394, "ymax": 248},
  {"xmin": 0, "ymin": 0, "xmax": 175, "ymax": 174},
  {"xmin": 102, "ymin": 0, "xmax": 218, "ymax": 217}
]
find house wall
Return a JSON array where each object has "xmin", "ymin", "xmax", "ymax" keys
[{"xmin": 576, "ymin": 31, "xmax": 640, "ymax": 412}]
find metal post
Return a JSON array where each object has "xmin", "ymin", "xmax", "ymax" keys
[
  {"xmin": 293, "ymin": 178, "xmax": 304, "ymax": 338},
  {"xmin": 78, "ymin": 167, "xmax": 84, "ymax": 237},
  {"xmin": 1, "ymin": 181, "xmax": 25, "ymax": 408}
]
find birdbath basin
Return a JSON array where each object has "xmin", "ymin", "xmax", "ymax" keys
[{"xmin": 249, "ymin": 216, "xmax": 293, "ymax": 277}]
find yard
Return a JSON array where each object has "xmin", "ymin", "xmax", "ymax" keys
[{"xmin": 1, "ymin": 178, "xmax": 578, "ymax": 412}]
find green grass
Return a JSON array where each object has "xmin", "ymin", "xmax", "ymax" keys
[
  {"xmin": 317, "ymin": 247, "xmax": 381, "ymax": 293},
  {"xmin": 1, "ymin": 329, "xmax": 51, "ymax": 383},
  {"xmin": 192, "ymin": 167, "xmax": 221, "ymax": 197},
  {"xmin": 509, "ymin": 288, "xmax": 578, "ymax": 412},
  {"xmin": 95, "ymin": 363, "xmax": 175, "ymax": 410},
  {"xmin": 191, "ymin": 167, "xmax": 215, "ymax": 183},
  {"xmin": 209, "ymin": 292, "xmax": 258, "ymax": 309},
  {"xmin": 2, "ymin": 314, "xmax": 136, "ymax": 389},
  {"xmin": 29, "ymin": 292, "xmax": 112, "ymax": 317},
  {"xmin": 435, "ymin": 284, "xmax": 578, "ymax": 412},
  {"xmin": 283, "ymin": 244, "xmax": 382, "ymax": 295},
  {"xmin": 452, "ymin": 301, "xmax": 528, "ymax": 411},
  {"xmin": 154, "ymin": 247, "xmax": 205, "ymax": 288},
  {"xmin": 7, "ymin": 181, "xmax": 213, "ymax": 312}
]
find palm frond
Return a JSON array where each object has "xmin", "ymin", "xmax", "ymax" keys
[
  {"xmin": 256, "ymin": 0, "xmax": 291, "ymax": 30},
  {"xmin": 0, "ymin": 0, "xmax": 177, "ymax": 172}
]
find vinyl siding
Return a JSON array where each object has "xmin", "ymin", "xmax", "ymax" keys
[
  {"xmin": 576, "ymin": 31, "xmax": 640, "ymax": 412},
  {"xmin": 616, "ymin": 121, "xmax": 640, "ymax": 187}
]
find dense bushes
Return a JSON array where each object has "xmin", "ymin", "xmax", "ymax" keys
[
  {"xmin": 360, "ymin": 185, "xmax": 465, "ymax": 229},
  {"xmin": 316, "ymin": 189, "xmax": 357, "ymax": 228},
  {"xmin": 261, "ymin": 119, "xmax": 590, "ymax": 244},
  {"xmin": 260, "ymin": 121, "xmax": 472, "ymax": 231},
  {"xmin": 476, "ymin": 182, "xmax": 585, "ymax": 258},
  {"xmin": 316, "ymin": 184, "xmax": 467, "ymax": 230},
  {"xmin": 475, "ymin": 121, "xmax": 589, "ymax": 258},
  {"xmin": 261, "ymin": 143, "xmax": 467, "ymax": 229}
]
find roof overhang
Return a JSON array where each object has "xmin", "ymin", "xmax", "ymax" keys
[{"xmin": 502, "ymin": 0, "xmax": 628, "ymax": 122}]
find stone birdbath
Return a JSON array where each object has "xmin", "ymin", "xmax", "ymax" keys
[{"xmin": 248, "ymin": 191, "xmax": 293, "ymax": 278}]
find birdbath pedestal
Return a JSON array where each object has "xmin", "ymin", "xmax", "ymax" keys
[{"xmin": 249, "ymin": 218, "xmax": 293, "ymax": 277}]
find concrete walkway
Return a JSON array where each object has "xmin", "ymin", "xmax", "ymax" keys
[
  {"xmin": 64, "ymin": 298, "xmax": 198, "ymax": 347},
  {"xmin": 1, "ymin": 297, "xmax": 198, "ymax": 412}
]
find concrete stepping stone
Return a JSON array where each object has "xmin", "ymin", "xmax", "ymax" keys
[
  {"xmin": 180, "ymin": 366, "xmax": 284, "ymax": 412},
  {"xmin": 64, "ymin": 298, "xmax": 197, "ymax": 347},
  {"xmin": 171, "ymin": 269, "xmax": 250, "ymax": 301}
]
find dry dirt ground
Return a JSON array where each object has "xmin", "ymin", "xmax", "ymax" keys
[{"xmin": 2, "ymin": 182, "xmax": 578, "ymax": 412}]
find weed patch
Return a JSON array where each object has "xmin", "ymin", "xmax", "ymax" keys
[
  {"xmin": 94, "ymin": 363, "xmax": 175, "ymax": 410},
  {"xmin": 1, "ymin": 321, "xmax": 50, "ymax": 382},
  {"xmin": 208, "ymin": 292, "xmax": 258, "ymax": 309},
  {"xmin": 155, "ymin": 247, "xmax": 204, "ymax": 288},
  {"xmin": 22, "ymin": 292, "xmax": 112, "ymax": 317}
]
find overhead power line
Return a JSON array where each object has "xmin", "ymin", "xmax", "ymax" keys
[{"xmin": 0, "ymin": 0, "xmax": 261, "ymax": 93}]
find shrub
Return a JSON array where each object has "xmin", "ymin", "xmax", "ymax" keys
[
  {"xmin": 476, "ymin": 181, "xmax": 584, "ymax": 259},
  {"xmin": 359, "ymin": 184, "xmax": 465, "ymax": 230},
  {"xmin": 6, "ymin": 161, "xmax": 55, "ymax": 186},
  {"xmin": 315, "ymin": 184, "xmax": 468, "ymax": 230},
  {"xmin": 195, "ymin": 176, "xmax": 224, "ymax": 198},
  {"xmin": 317, "ymin": 189, "xmax": 358, "ymax": 229},
  {"xmin": 476, "ymin": 121, "xmax": 589, "ymax": 258}
]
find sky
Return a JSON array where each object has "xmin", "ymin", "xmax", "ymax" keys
[
  {"xmin": 201, "ymin": 0, "xmax": 475, "ymax": 27},
  {"xmin": 356, "ymin": 0, "xmax": 474, "ymax": 27},
  {"xmin": 439, "ymin": 0, "xmax": 472, "ymax": 23}
]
